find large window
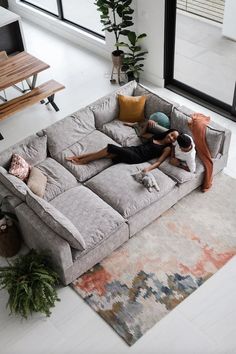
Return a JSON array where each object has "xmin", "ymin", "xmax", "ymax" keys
[
  {"xmin": 21, "ymin": 0, "xmax": 104, "ymax": 38},
  {"xmin": 165, "ymin": 0, "xmax": 236, "ymax": 120}
]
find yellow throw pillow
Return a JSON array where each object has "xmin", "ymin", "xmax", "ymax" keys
[{"xmin": 118, "ymin": 95, "xmax": 146, "ymax": 123}]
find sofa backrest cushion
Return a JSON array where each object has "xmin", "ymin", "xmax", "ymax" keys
[
  {"xmin": 0, "ymin": 135, "xmax": 47, "ymax": 169},
  {"xmin": 26, "ymin": 191, "xmax": 86, "ymax": 251},
  {"xmin": 90, "ymin": 80, "xmax": 137, "ymax": 130},
  {"xmin": 44, "ymin": 108, "xmax": 95, "ymax": 157},
  {"xmin": 0, "ymin": 166, "xmax": 29, "ymax": 200},
  {"xmin": 170, "ymin": 107, "xmax": 225, "ymax": 158},
  {"xmin": 134, "ymin": 85, "xmax": 174, "ymax": 119}
]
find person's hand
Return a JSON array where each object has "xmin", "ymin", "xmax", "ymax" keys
[
  {"xmin": 66, "ymin": 156, "xmax": 80, "ymax": 163},
  {"xmin": 142, "ymin": 167, "xmax": 150, "ymax": 173},
  {"xmin": 170, "ymin": 157, "xmax": 180, "ymax": 167},
  {"xmin": 147, "ymin": 120, "xmax": 156, "ymax": 128}
]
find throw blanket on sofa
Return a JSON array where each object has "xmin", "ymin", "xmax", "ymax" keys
[{"xmin": 189, "ymin": 113, "xmax": 213, "ymax": 192}]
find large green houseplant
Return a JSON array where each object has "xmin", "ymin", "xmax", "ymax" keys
[
  {"xmin": 0, "ymin": 249, "xmax": 60, "ymax": 318},
  {"xmin": 94, "ymin": 0, "xmax": 134, "ymax": 61},
  {"xmin": 118, "ymin": 30, "xmax": 148, "ymax": 82}
]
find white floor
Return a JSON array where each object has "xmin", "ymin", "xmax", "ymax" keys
[
  {"xmin": 0, "ymin": 20, "xmax": 236, "ymax": 354},
  {"xmin": 175, "ymin": 12, "xmax": 236, "ymax": 105}
]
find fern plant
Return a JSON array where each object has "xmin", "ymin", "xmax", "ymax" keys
[{"xmin": 0, "ymin": 250, "xmax": 60, "ymax": 319}]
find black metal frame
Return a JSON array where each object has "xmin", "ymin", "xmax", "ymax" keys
[
  {"xmin": 20, "ymin": 0, "xmax": 105, "ymax": 40},
  {"xmin": 164, "ymin": 0, "xmax": 236, "ymax": 122}
]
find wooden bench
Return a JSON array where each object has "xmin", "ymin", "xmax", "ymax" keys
[{"xmin": 0, "ymin": 79, "xmax": 65, "ymax": 121}]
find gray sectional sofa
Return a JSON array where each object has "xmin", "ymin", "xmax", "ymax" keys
[{"xmin": 0, "ymin": 81, "xmax": 231, "ymax": 285}]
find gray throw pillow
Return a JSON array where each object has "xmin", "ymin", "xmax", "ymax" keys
[
  {"xmin": 205, "ymin": 126, "xmax": 224, "ymax": 158},
  {"xmin": 26, "ymin": 191, "xmax": 86, "ymax": 250},
  {"xmin": 0, "ymin": 166, "xmax": 29, "ymax": 200}
]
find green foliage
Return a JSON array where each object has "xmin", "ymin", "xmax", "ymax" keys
[
  {"xmin": 0, "ymin": 250, "xmax": 60, "ymax": 319},
  {"xmin": 94, "ymin": 0, "xmax": 134, "ymax": 50},
  {"xmin": 117, "ymin": 30, "xmax": 148, "ymax": 80}
]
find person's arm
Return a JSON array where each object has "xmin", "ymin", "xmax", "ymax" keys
[{"xmin": 143, "ymin": 147, "xmax": 171, "ymax": 173}]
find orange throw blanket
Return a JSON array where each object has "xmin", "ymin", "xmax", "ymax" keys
[{"xmin": 188, "ymin": 113, "xmax": 213, "ymax": 192}]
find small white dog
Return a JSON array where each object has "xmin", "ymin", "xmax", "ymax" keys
[{"xmin": 132, "ymin": 171, "xmax": 160, "ymax": 193}]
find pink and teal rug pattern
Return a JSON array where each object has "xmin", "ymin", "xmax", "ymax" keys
[{"xmin": 72, "ymin": 174, "xmax": 236, "ymax": 346}]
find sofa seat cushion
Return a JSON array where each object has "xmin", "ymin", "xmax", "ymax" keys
[
  {"xmin": 26, "ymin": 190, "xmax": 86, "ymax": 250},
  {"xmin": 0, "ymin": 135, "xmax": 47, "ymax": 169},
  {"xmin": 85, "ymin": 163, "xmax": 176, "ymax": 219},
  {"xmin": 36, "ymin": 158, "xmax": 79, "ymax": 201},
  {"xmin": 102, "ymin": 120, "xmax": 142, "ymax": 147},
  {"xmin": 134, "ymin": 85, "xmax": 173, "ymax": 119},
  {"xmin": 90, "ymin": 81, "xmax": 137, "ymax": 130},
  {"xmin": 53, "ymin": 130, "xmax": 120, "ymax": 183},
  {"xmin": 50, "ymin": 186, "xmax": 125, "ymax": 250},
  {"xmin": 44, "ymin": 107, "xmax": 95, "ymax": 156}
]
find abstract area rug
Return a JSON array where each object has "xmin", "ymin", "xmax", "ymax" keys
[{"xmin": 71, "ymin": 173, "xmax": 236, "ymax": 345}]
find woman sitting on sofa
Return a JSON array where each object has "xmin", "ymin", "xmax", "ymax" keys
[{"xmin": 66, "ymin": 129, "xmax": 179, "ymax": 173}]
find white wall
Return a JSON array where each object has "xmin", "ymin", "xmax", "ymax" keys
[
  {"xmin": 135, "ymin": 0, "xmax": 165, "ymax": 86},
  {"xmin": 222, "ymin": 0, "xmax": 236, "ymax": 41},
  {"xmin": 8, "ymin": 0, "xmax": 165, "ymax": 86}
]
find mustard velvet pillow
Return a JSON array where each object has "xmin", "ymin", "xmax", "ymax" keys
[{"xmin": 118, "ymin": 95, "xmax": 146, "ymax": 123}]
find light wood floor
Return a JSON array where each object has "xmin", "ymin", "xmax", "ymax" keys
[{"xmin": 0, "ymin": 19, "xmax": 236, "ymax": 354}]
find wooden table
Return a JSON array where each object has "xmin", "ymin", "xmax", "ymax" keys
[
  {"xmin": 0, "ymin": 51, "xmax": 50, "ymax": 91},
  {"xmin": 0, "ymin": 52, "xmax": 64, "ymax": 138}
]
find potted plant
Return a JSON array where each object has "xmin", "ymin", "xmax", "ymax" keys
[
  {"xmin": 94, "ymin": 0, "xmax": 134, "ymax": 66},
  {"xmin": 0, "ymin": 196, "xmax": 21, "ymax": 258},
  {"xmin": 0, "ymin": 249, "xmax": 60, "ymax": 318},
  {"xmin": 118, "ymin": 30, "xmax": 148, "ymax": 82}
]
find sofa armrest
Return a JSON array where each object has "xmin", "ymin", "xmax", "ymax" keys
[
  {"xmin": 222, "ymin": 128, "xmax": 231, "ymax": 156},
  {"xmin": 15, "ymin": 203, "xmax": 73, "ymax": 284}
]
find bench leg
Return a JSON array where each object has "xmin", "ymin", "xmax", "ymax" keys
[
  {"xmin": 0, "ymin": 133, "xmax": 4, "ymax": 140},
  {"xmin": 46, "ymin": 94, "xmax": 59, "ymax": 112}
]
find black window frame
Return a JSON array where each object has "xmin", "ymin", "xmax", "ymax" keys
[
  {"xmin": 164, "ymin": 0, "xmax": 236, "ymax": 122},
  {"xmin": 20, "ymin": 0, "xmax": 105, "ymax": 40}
]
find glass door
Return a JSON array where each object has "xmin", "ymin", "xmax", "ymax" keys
[{"xmin": 165, "ymin": 0, "xmax": 236, "ymax": 119}]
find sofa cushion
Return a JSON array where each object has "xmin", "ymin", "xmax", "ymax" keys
[
  {"xmin": 0, "ymin": 134, "xmax": 47, "ymax": 169},
  {"xmin": 118, "ymin": 94, "xmax": 146, "ymax": 122},
  {"xmin": 44, "ymin": 108, "xmax": 95, "ymax": 156},
  {"xmin": 90, "ymin": 80, "xmax": 137, "ymax": 130},
  {"xmin": 36, "ymin": 158, "xmax": 79, "ymax": 201},
  {"xmin": 171, "ymin": 107, "xmax": 224, "ymax": 158},
  {"xmin": 0, "ymin": 166, "xmax": 29, "ymax": 200},
  {"xmin": 53, "ymin": 130, "xmax": 119, "ymax": 183},
  {"xmin": 134, "ymin": 85, "xmax": 173, "ymax": 119},
  {"xmin": 9, "ymin": 154, "xmax": 30, "ymax": 181},
  {"xmin": 27, "ymin": 167, "xmax": 47, "ymax": 198},
  {"xmin": 158, "ymin": 159, "xmax": 195, "ymax": 184},
  {"xmin": 85, "ymin": 163, "xmax": 176, "ymax": 218},
  {"xmin": 26, "ymin": 191, "xmax": 86, "ymax": 250},
  {"xmin": 51, "ymin": 186, "xmax": 125, "ymax": 250},
  {"xmin": 205, "ymin": 126, "xmax": 224, "ymax": 158},
  {"xmin": 102, "ymin": 120, "xmax": 142, "ymax": 147}
]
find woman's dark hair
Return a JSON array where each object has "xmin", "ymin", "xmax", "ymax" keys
[
  {"xmin": 153, "ymin": 129, "xmax": 179, "ymax": 141},
  {"xmin": 177, "ymin": 133, "xmax": 191, "ymax": 148}
]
